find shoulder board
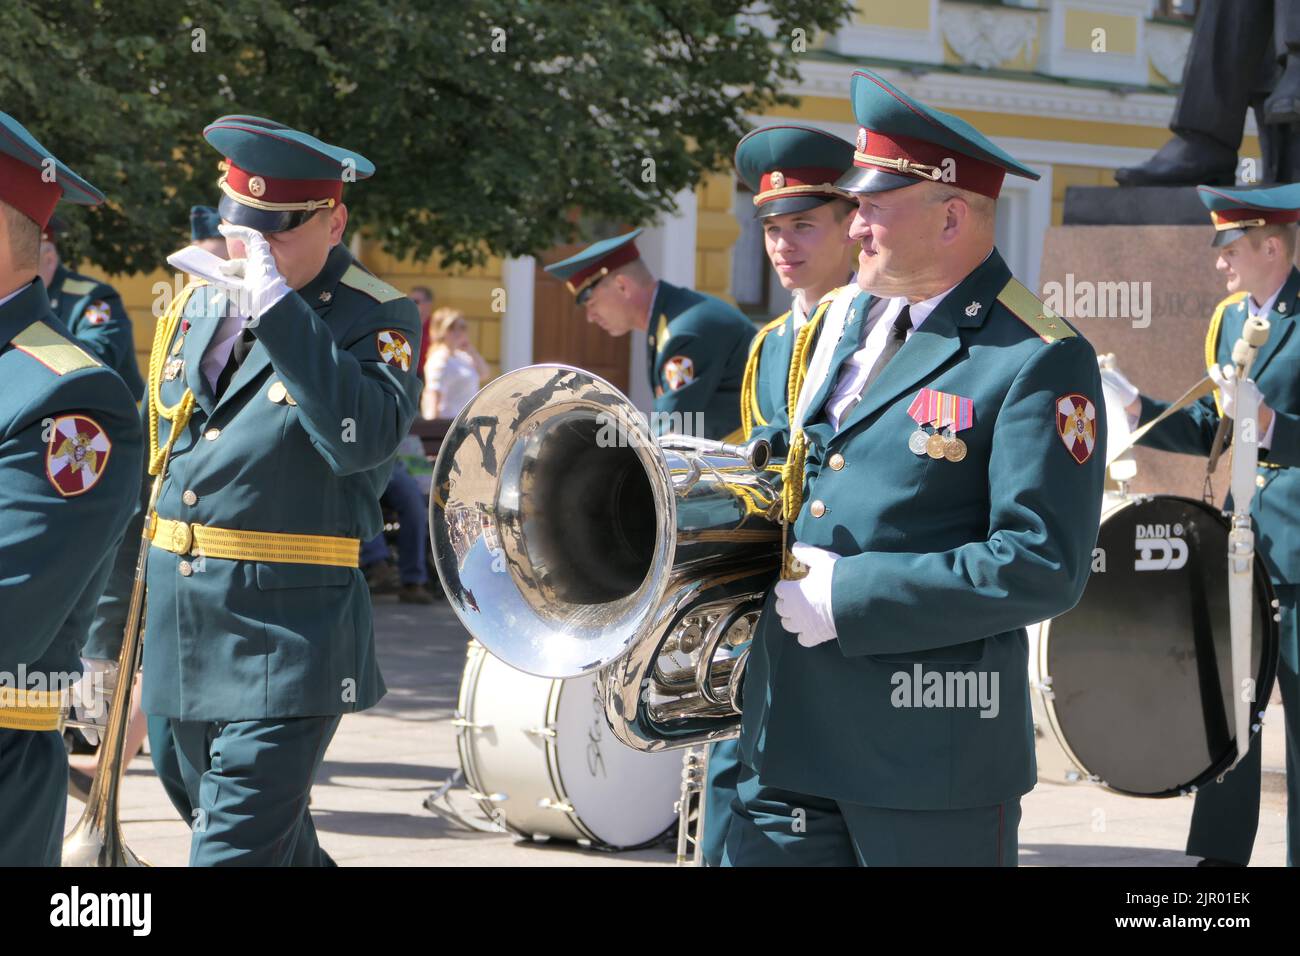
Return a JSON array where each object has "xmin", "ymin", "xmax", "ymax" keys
[
  {"xmin": 821, "ymin": 283, "xmax": 857, "ymax": 305},
  {"xmin": 996, "ymin": 278, "xmax": 1076, "ymax": 343},
  {"xmin": 339, "ymin": 265, "xmax": 404, "ymax": 303},
  {"xmin": 11, "ymin": 321, "xmax": 101, "ymax": 375},
  {"xmin": 748, "ymin": 310, "xmax": 790, "ymax": 357},
  {"xmin": 60, "ymin": 277, "xmax": 102, "ymax": 297}
]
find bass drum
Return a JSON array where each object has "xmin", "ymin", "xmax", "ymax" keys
[
  {"xmin": 1036, "ymin": 494, "xmax": 1279, "ymax": 797},
  {"xmin": 456, "ymin": 641, "xmax": 681, "ymax": 848}
]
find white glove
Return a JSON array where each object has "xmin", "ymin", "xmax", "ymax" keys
[
  {"xmin": 1097, "ymin": 354, "xmax": 1140, "ymax": 409},
  {"xmin": 1208, "ymin": 363, "xmax": 1263, "ymax": 422},
  {"xmin": 773, "ymin": 543, "xmax": 841, "ymax": 648},
  {"xmin": 217, "ymin": 223, "xmax": 291, "ymax": 318},
  {"xmin": 72, "ymin": 658, "xmax": 119, "ymax": 746}
]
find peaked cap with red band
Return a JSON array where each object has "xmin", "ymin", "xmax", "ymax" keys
[
  {"xmin": 1198, "ymin": 182, "xmax": 1300, "ymax": 248},
  {"xmin": 203, "ymin": 115, "xmax": 375, "ymax": 234},
  {"xmin": 0, "ymin": 111, "xmax": 103, "ymax": 230},
  {"xmin": 836, "ymin": 69, "xmax": 1039, "ymax": 200},
  {"xmin": 734, "ymin": 124, "xmax": 855, "ymax": 219},
  {"xmin": 543, "ymin": 229, "xmax": 644, "ymax": 301}
]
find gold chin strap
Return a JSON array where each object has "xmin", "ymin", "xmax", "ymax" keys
[
  {"xmin": 217, "ymin": 177, "xmax": 337, "ymax": 213},
  {"xmin": 852, "ymin": 152, "xmax": 943, "ymax": 182},
  {"xmin": 751, "ymin": 184, "xmax": 846, "ymax": 206}
]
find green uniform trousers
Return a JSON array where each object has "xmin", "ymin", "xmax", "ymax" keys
[
  {"xmin": 147, "ymin": 713, "xmax": 193, "ymax": 822},
  {"xmin": 702, "ymin": 738, "xmax": 740, "ymax": 866},
  {"xmin": 722, "ymin": 762, "xmax": 1020, "ymax": 867},
  {"xmin": 0, "ymin": 729, "xmax": 66, "ymax": 866},
  {"xmin": 165, "ymin": 714, "xmax": 339, "ymax": 867},
  {"xmin": 1187, "ymin": 584, "xmax": 1299, "ymax": 866}
]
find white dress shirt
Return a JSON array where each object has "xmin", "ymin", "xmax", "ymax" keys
[
  {"xmin": 0, "ymin": 281, "xmax": 32, "ymax": 309},
  {"xmin": 200, "ymin": 303, "xmax": 250, "ymax": 393},
  {"xmin": 824, "ymin": 282, "xmax": 961, "ymax": 430}
]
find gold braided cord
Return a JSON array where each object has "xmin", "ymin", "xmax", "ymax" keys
[
  {"xmin": 779, "ymin": 297, "xmax": 832, "ymax": 524},
  {"xmin": 147, "ymin": 281, "xmax": 203, "ymax": 475},
  {"xmin": 740, "ymin": 312, "xmax": 789, "ymax": 439},
  {"xmin": 1204, "ymin": 292, "xmax": 1248, "ymax": 416}
]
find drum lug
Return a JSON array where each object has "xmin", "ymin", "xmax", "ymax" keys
[
  {"xmin": 524, "ymin": 725, "xmax": 557, "ymax": 738},
  {"xmin": 467, "ymin": 789, "xmax": 507, "ymax": 802},
  {"xmin": 452, "ymin": 717, "xmax": 494, "ymax": 731},
  {"xmin": 1032, "ymin": 676, "xmax": 1055, "ymax": 700},
  {"xmin": 538, "ymin": 798, "xmax": 575, "ymax": 814}
]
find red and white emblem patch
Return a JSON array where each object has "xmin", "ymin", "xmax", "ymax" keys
[
  {"xmin": 663, "ymin": 355, "xmax": 695, "ymax": 391},
  {"xmin": 83, "ymin": 300, "xmax": 111, "ymax": 326},
  {"xmin": 46, "ymin": 415, "xmax": 112, "ymax": 497},
  {"xmin": 1056, "ymin": 394, "xmax": 1097, "ymax": 465},
  {"xmin": 376, "ymin": 330, "xmax": 412, "ymax": 371}
]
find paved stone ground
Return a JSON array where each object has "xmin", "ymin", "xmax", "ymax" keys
[{"xmin": 68, "ymin": 600, "xmax": 1288, "ymax": 866}]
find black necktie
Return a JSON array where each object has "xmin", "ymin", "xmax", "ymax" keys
[
  {"xmin": 215, "ymin": 327, "xmax": 255, "ymax": 399},
  {"xmin": 860, "ymin": 305, "xmax": 912, "ymax": 395}
]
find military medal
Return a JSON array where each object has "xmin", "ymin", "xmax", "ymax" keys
[
  {"xmin": 908, "ymin": 388, "xmax": 975, "ymax": 462},
  {"xmin": 164, "ymin": 358, "xmax": 185, "ymax": 381},
  {"xmin": 942, "ymin": 427, "xmax": 967, "ymax": 462}
]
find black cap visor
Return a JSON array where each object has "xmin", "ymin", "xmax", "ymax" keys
[
  {"xmin": 754, "ymin": 193, "xmax": 847, "ymax": 219},
  {"xmin": 218, "ymin": 194, "xmax": 319, "ymax": 235},
  {"xmin": 1211, "ymin": 226, "xmax": 1249, "ymax": 248},
  {"xmin": 835, "ymin": 165, "xmax": 923, "ymax": 196}
]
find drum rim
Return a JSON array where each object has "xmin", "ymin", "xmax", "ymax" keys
[{"xmin": 1037, "ymin": 493, "xmax": 1281, "ymax": 797}]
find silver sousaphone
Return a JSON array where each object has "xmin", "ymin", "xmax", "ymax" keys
[{"xmin": 429, "ymin": 365, "xmax": 782, "ymax": 753}]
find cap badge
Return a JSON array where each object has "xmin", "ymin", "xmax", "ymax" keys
[
  {"xmin": 855, "ymin": 127, "xmax": 867, "ymax": 152},
  {"xmin": 248, "ymin": 175, "xmax": 267, "ymax": 197},
  {"xmin": 770, "ymin": 170, "xmax": 785, "ymax": 189}
]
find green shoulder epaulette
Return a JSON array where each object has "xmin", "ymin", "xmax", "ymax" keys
[
  {"xmin": 749, "ymin": 310, "xmax": 791, "ymax": 356},
  {"xmin": 60, "ymin": 277, "xmax": 101, "ymax": 297},
  {"xmin": 996, "ymin": 277, "xmax": 1076, "ymax": 343},
  {"xmin": 339, "ymin": 265, "xmax": 404, "ymax": 303},
  {"xmin": 11, "ymin": 321, "xmax": 101, "ymax": 375}
]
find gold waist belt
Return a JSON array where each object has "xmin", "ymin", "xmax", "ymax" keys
[
  {"xmin": 148, "ymin": 513, "xmax": 361, "ymax": 568},
  {"xmin": 0, "ymin": 688, "xmax": 67, "ymax": 732}
]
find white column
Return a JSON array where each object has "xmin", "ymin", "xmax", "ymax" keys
[{"xmin": 500, "ymin": 255, "xmax": 535, "ymax": 373}]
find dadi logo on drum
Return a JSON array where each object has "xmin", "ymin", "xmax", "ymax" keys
[{"xmin": 1134, "ymin": 522, "xmax": 1188, "ymax": 572}]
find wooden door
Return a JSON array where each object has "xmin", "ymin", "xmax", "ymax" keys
[{"xmin": 533, "ymin": 243, "xmax": 630, "ymax": 393}]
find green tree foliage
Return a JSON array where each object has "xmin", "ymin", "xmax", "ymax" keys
[{"xmin": 0, "ymin": 0, "xmax": 851, "ymax": 273}]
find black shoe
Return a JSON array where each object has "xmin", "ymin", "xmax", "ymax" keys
[
  {"xmin": 364, "ymin": 560, "xmax": 400, "ymax": 595},
  {"xmin": 398, "ymin": 582, "xmax": 434, "ymax": 605},
  {"xmin": 1195, "ymin": 857, "xmax": 1246, "ymax": 867},
  {"xmin": 68, "ymin": 767, "xmax": 93, "ymax": 804},
  {"xmin": 1265, "ymin": 58, "xmax": 1300, "ymax": 124},
  {"xmin": 1114, "ymin": 132, "xmax": 1237, "ymax": 187}
]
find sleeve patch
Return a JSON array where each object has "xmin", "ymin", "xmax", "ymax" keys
[
  {"xmin": 663, "ymin": 355, "xmax": 695, "ymax": 391},
  {"xmin": 376, "ymin": 329, "xmax": 413, "ymax": 371},
  {"xmin": 46, "ymin": 415, "xmax": 112, "ymax": 496},
  {"xmin": 1056, "ymin": 393, "xmax": 1097, "ymax": 464},
  {"xmin": 83, "ymin": 300, "xmax": 111, "ymax": 325}
]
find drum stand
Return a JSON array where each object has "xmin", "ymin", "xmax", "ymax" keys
[
  {"xmin": 674, "ymin": 746, "xmax": 710, "ymax": 866},
  {"xmin": 422, "ymin": 770, "xmax": 511, "ymax": 835}
]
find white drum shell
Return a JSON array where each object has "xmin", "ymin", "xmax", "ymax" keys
[{"xmin": 457, "ymin": 642, "xmax": 681, "ymax": 847}]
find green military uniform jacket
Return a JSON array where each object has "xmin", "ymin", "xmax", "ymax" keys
[
  {"xmin": 741, "ymin": 250, "xmax": 1107, "ymax": 809},
  {"xmin": 142, "ymin": 244, "xmax": 422, "ymax": 721},
  {"xmin": 1138, "ymin": 269, "xmax": 1300, "ymax": 584},
  {"xmin": 0, "ymin": 280, "xmax": 143, "ymax": 685},
  {"xmin": 646, "ymin": 281, "xmax": 754, "ymax": 441},
  {"xmin": 46, "ymin": 264, "xmax": 144, "ymax": 401}
]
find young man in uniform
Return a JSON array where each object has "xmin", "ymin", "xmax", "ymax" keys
[{"xmin": 1103, "ymin": 183, "xmax": 1300, "ymax": 867}]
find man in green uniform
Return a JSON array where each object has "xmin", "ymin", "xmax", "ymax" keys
[
  {"xmin": 89, "ymin": 114, "xmax": 422, "ymax": 865},
  {"xmin": 39, "ymin": 215, "xmax": 145, "ymax": 401},
  {"xmin": 1102, "ymin": 183, "xmax": 1300, "ymax": 867},
  {"xmin": 687, "ymin": 124, "xmax": 858, "ymax": 867},
  {"xmin": 725, "ymin": 70, "xmax": 1106, "ymax": 866},
  {"xmin": 544, "ymin": 230, "xmax": 755, "ymax": 441},
  {"xmin": 734, "ymin": 123, "xmax": 858, "ymax": 439},
  {"xmin": 0, "ymin": 111, "xmax": 143, "ymax": 865}
]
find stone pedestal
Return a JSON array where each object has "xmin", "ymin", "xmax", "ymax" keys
[{"xmin": 1039, "ymin": 223, "xmax": 1228, "ymax": 501}]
